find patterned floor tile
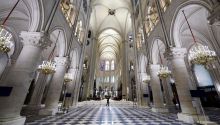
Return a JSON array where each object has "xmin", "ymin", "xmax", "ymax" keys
[{"xmin": 25, "ymin": 101, "xmax": 220, "ymax": 125}]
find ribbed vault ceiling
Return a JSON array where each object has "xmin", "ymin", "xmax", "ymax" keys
[
  {"xmin": 98, "ymin": 29, "xmax": 121, "ymax": 60},
  {"xmin": 90, "ymin": 0, "xmax": 132, "ymax": 60}
]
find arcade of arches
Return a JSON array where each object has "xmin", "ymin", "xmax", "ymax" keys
[{"xmin": 0, "ymin": 0, "xmax": 220, "ymax": 125}]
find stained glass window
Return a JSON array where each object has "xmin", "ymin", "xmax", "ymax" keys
[
  {"xmin": 111, "ymin": 60, "xmax": 115, "ymax": 70},
  {"xmin": 160, "ymin": 0, "xmax": 172, "ymax": 12},
  {"xmin": 105, "ymin": 61, "xmax": 110, "ymax": 71},
  {"xmin": 145, "ymin": 2, "xmax": 159, "ymax": 36},
  {"xmin": 60, "ymin": 0, "xmax": 76, "ymax": 27},
  {"xmin": 112, "ymin": 76, "xmax": 115, "ymax": 83},
  {"xmin": 75, "ymin": 20, "xmax": 84, "ymax": 43}
]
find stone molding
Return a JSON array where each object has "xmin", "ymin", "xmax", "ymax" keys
[{"xmin": 19, "ymin": 31, "xmax": 52, "ymax": 49}]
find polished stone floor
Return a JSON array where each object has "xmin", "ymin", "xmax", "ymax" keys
[{"xmin": 25, "ymin": 100, "xmax": 197, "ymax": 125}]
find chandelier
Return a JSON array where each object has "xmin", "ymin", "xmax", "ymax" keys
[
  {"xmin": 64, "ymin": 73, "xmax": 73, "ymax": 82},
  {"xmin": 0, "ymin": 0, "xmax": 21, "ymax": 53},
  {"xmin": 155, "ymin": 39, "xmax": 171, "ymax": 79},
  {"xmin": 182, "ymin": 10, "xmax": 217, "ymax": 66},
  {"xmin": 157, "ymin": 65, "xmax": 171, "ymax": 79},
  {"xmin": 38, "ymin": 31, "xmax": 61, "ymax": 74},
  {"xmin": 38, "ymin": 60, "xmax": 56, "ymax": 74},
  {"xmin": 0, "ymin": 27, "xmax": 13, "ymax": 53},
  {"xmin": 189, "ymin": 45, "xmax": 217, "ymax": 65},
  {"xmin": 142, "ymin": 75, "xmax": 151, "ymax": 83}
]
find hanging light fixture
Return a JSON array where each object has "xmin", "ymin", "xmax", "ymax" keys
[
  {"xmin": 188, "ymin": 45, "xmax": 216, "ymax": 65},
  {"xmin": 38, "ymin": 60, "xmax": 56, "ymax": 74},
  {"xmin": 64, "ymin": 73, "xmax": 73, "ymax": 82},
  {"xmin": 0, "ymin": 0, "xmax": 21, "ymax": 53},
  {"xmin": 142, "ymin": 75, "xmax": 151, "ymax": 83},
  {"xmin": 182, "ymin": 10, "xmax": 217, "ymax": 66},
  {"xmin": 156, "ymin": 40, "xmax": 171, "ymax": 79},
  {"xmin": 157, "ymin": 65, "xmax": 171, "ymax": 79},
  {"xmin": 38, "ymin": 31, "xmax": 61, "ymax": 74},
  {"xmin": 0, "ymin": 28, "xmax": 13, "ymax": 53}
]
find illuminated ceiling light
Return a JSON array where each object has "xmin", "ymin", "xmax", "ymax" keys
[
  {"xmin": 64, "ymin": 73, "xmax": 73, "ymax": 82},
  {"xmin": 0, "ymin": 0, "xmax": 21, "ymax": 53},
  {"xmin": 38, "ymin": 31, "xmax": 61, "ymax": 75},
  {"xmin": 182, "ymin": 10, "xmax": 217, "ymax": 66},
  {"xmin": 142, "ymin": 75, "xmax": 151, "ymax": 83},
  {"xmin": 189, "ymin": 45, "xmax": 217, "ymax": 65},
  {"xmin": 0, "ymin": 27, "xmax": 13, "ymax": 53},
  {"xmin": 156, "ymin": 40, "xmax": 171, "ymax": 79},
  {"xmin": 157, "ymin": 65, "xmax": 171, "ymax": 79},
  {"xmin": 38, "ymin": 60, "xmax": 56, "ymax": 74}
]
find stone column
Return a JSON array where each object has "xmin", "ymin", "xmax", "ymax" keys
[
  {"xmin": 72, "ymin": 69, "xmax": 81, "ymax": 106},
  {"xmin": 141, "ymin": 81, "xmax": 150, "ymax": 108},
  {"xmin": 82, "ymin": 69, "xmax": 89, "ymax": 101},
  {"xmin": 168, "ymin": 48, "xmax": 197, "ymax": 123},
  {"xmin": 39, "ymin": 57, "xmax": 67, "ymax": 115},
  {"xmin": 150, "ymin": 64, "xmax": 168, "ymax": 113},
  {"xmin": 85, "ymin": 7, "xmax": 95, "ymax": 99},
  {"xmin": 136, "ymin": 72, "xmax": 142, "ymax": 106},
  {"xmin": 161, "ymin": 78, "xmax": 175, "ymax": 110},
  {"xmin": 87, "ymin": 38, "xmax": 97, "ymax": 98},
  {"xmin": 71, "ymin": 1, "xmax": 92, "ymax": 105},
  {"xmin": 27, "ymin": 73, "xmax": 52, "ymax": 110},
  {"xmin": 0, "ymin": 31, "xmax": 50, "ymax": 125},
  {"xmin": 63, "ymin": 68, "xmax": 77, "ymax": 108},
  {"xmin": 122, "ymin": 41, "xmax": 129, "ymax": 100}
]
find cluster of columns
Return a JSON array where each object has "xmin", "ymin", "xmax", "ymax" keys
[
  {"xmin": 39, "ymin": 57, "xmax": 68, "ymax": 115},
  {"xmin": 0, "ymin": 31, "xmax": 50, "ymax": 125},
  {"xmin": 121, "ymin": 40, "xmax": 130, "ymax": 100},
  {"xmin": 169, "ymin": 48, "xmax": 198, "ymax": 122},
  {"xmin": 136, "ymin": 48, "xmax": 202, "ymax": 123},
  {"xmin": 150, "ymin": 64, "xmax": 168, "ymax": 112},
  {"xmin": 0, "ymin": 0, "xmax": 89, "ymax": 124},
  {"xmin": 133, "ymin": 0, "xmax": 209, "ymax": 123},
  {"xmin": 0, "ymin": 31, "xmax": 83, "ymax": 125},
  {"xmin": 84, "ymin": 38, "xmax": 97, "ymax": 100},
  {"xmin": 27, "ymin": 73, "xmax": 52, "ymax": 110}
]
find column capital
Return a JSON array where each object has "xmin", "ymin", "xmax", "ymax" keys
[
  {"xmin": 54, "ymin": 57, "xmax": 68, "ymax": 66},
  {"xmin": 165, "ymin": 47, "xmax": 187, "ymax": 59},
  {"xmin": 20, "ymin": 31, "xmax": 52, "ymax": 49}
]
